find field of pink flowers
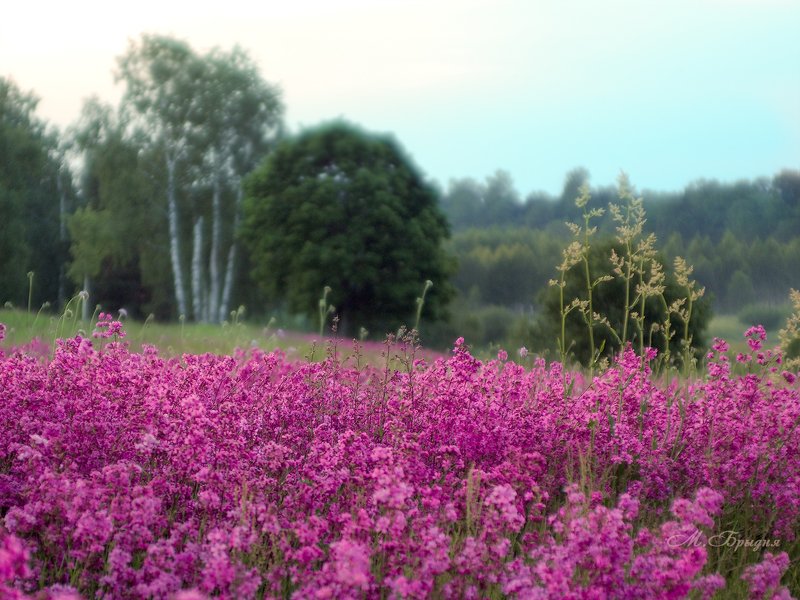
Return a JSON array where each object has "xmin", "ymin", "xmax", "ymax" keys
[{"xmin": 0, "ymin": 317, "xmax": 798, "ymax": 599}]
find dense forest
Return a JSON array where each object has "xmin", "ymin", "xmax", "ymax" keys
[{"xmin": 1, "ymin": 35, "xmax": 798, "ymax": 353}]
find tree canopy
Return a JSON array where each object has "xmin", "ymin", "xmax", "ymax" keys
[
  {"xmin": 0, "ymin": 77, "xmax": 68, "ymax": 308},
  {"xmin": 242, "ymin": 121, "xmax": 454, "ymax": 337},
  {"xmin": 65, "ymin": 98, "xmax": 171, "ymax": 317}
]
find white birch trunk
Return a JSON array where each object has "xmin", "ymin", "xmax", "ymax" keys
[
  {"xmin": 191, "ymin": 216, "xmax": 205, "ymax": 322},
  {"xmin": 166, "ymin": 154, "xmax": 188, "ymax": 318},
  {"xmin": 207, "ymin": 162, "xmax": 222, "ymax": 322},
  {"xmin": 218, "ymin": 185, "xmax": 242, "ymax": 322}
]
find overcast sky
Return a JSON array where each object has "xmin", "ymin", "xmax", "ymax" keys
[{"xmin": 2, "ymin": 0, "xmax": 798, "ymax": 196}]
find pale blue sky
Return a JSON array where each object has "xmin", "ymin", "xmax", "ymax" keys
[{"xmin": 3, "ymin": 0, "xmax": 798, "ymax": 196}]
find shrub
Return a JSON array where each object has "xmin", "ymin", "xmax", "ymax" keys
[{"xmin": 738, "ymin": 303, "xmax": 791, "ymax": 332}]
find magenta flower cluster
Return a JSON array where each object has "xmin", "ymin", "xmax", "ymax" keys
[
  {"xmin": 0, "ymin": 327, "xmax": 797, "ymax": 598},
  {"xmin": 92, "ymin": 312, "xmax": 126, "ymax": 340}
]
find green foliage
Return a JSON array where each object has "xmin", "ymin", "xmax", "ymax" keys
[
  {"xmin": 0, "ymin": 78, "xmax": 66, "ymax": 308},
  {"xmin": 67, "ymin": 98, "xmax": 171, "ymax": 317},
  {"xmin": 242, "ymin": 121, "xmax": 454, "ymax": 338},
  {"xmin": 439, "ymin": 170, "xmax": 522, "ymax": 230},
  {"xmin": 441, "ymin": 170, "xmax": 800, "ymax": 317},
  {"xmin": 66, "ymin": 207, "xmax": 114, "ymax": 282},
  {"xmin": 422, "ymin": 299, "xmax": 529, "ymax": 352},
  {"xmin": 448, "ymin": 227, "xmax": 562, "ymax": 308},
  {"xmin": 663, "ymin": 234, "xmax": 800, "ymax": 312},
  {"xmin": 467, "ymin": 304, "xmax": 520, "ymax": 347},
  {"xmin": 737, "ymin": 303, "xmax": 791, "ymax": 332},
  {"xmin": 645, "ymin": 176, "xmax": 800, "ymax": 243}
]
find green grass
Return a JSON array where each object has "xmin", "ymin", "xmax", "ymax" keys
[
  {"xmin": 3, "ymin": 307, "xmax": 788, "ymax": 368},
  {"xmin": 0, "ymin": 308, "xmax": 320, "ymax": 357},
  {"xmin": 0, "ymin": 308, "xmax": 445, "ymax": 367},
  {"xmin": 707, "ymin": 313, "xmax": 785, "ymax": 355},
  {"xmin": 708, "ymin": 315, "xmax": 750, "ymax": 353}
]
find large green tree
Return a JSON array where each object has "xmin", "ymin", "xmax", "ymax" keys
[
  {"xmin": 67, "ymin": 98, "xmax": 172, "ymax": 318},
  {"xmin": 242, "ymin": 121, "xmax": 454, "ymax": 337}
]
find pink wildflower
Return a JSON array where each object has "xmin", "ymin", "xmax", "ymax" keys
[
  {"xmin": 46, "ymin": 586, "xmax": 82, "ymax": 600},
  {"xmin": 745, "ymin": 325, "xmax": 767, "ymax": 352},
  {"xmin": 93, "ymin": 312, "xmax": 126, "ymax": 339},
  {"xmin": 331, "ymin": 540, "xmax": 371, "ymax": 590},
  {"xmin": 741, "ymin": 552, "xmax": 792, "ymax": 600},
  {"xmin": 0, "ymin": 533, "xmax": 29, "ymax": 582},
  {"xmin": 173, "ymin": 590, "xmax": 208, "ymax": 600},
  {"xmin": 712, "ymin": 338, "xmax": 729, "ymax": 353}
]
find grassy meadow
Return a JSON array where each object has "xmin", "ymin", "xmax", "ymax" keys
[
  {"xmin": 0, "ymin": 307, "xmax": 447, "ymax": 368},
  {"xmin": 0, "ymin": 305, "xmax": 790, "ymax": 364}
]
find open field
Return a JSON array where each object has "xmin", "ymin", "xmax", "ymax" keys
[
  {"xmin": 706, "ymin": 314, "xmax": 784, "ymax": 356},
  {"xmin": 0, "ymin": 308, "xmax": 446, "ymax": 368},
  {"xmin": 3, "ymin": 307, "xmax": 789, "ymax": 361},
  {"xmin": 0, "ymin": 308, "xmax": 311, "ymax": 357}
]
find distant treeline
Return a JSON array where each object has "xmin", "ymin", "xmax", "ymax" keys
[{"xmin": 441, "ymin": 168, "xmax": 800, "ymax": 313}]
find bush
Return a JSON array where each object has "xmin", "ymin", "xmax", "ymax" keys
[
  {"xmin": 738, "ymin": 303, "xmax": 791, "ymax": 332},
  {"xmin": 424, "ymin": 302, "xmax": 522, "ymax": 351}
]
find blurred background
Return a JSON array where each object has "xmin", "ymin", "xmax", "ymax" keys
[{"xmin": 1, "ymin": 0, "xmax": 798, "ymax": 357}]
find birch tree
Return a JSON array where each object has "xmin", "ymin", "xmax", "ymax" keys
[
  {"xmin": 117, "ymin": 36, "xmax": 204, "ymax": 319},
  {"xmin": 116, "ymin": 36, "xmax": 282, "ymax": 322},
  {"xmin": 190, "ymin": 47, "xmax": 282, "ymax": 322}
]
